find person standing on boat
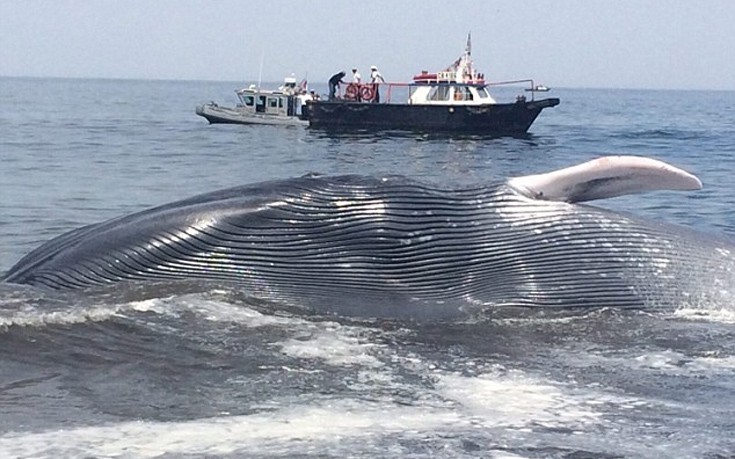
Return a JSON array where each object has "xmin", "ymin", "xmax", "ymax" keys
[
  {"xmin": 348, "ymin": 68, "xmax": 362, "ymax": 101},
  {"xmin": 369, "ymin": 65, "xmax": 385, "ymax": 103},
  {"xmin": 328, "ymin": 71, "xmax": 346, "ymax": 100}
]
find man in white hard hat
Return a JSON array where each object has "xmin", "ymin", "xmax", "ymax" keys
[{"xmin": 369, "ymin": 65, "xmax": 385, "ymax": 103}]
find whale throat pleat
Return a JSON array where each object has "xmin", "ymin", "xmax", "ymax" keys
[{"xmin": 3, "ymin": 176, "xmax": 718, "ymax": 310}]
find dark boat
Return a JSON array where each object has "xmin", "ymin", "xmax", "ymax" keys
[{"xmin": 306, "ymin": 36, "xmax": 559, "ymax": 134}]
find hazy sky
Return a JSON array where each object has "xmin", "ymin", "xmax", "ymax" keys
[{"xmin": 2, "ymin": 0, "xmax": 734, "ymax": 90}]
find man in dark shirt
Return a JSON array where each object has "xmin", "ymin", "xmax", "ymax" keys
[{"xmin": 328, "ymin": 71, "xmax": 346, "ymax": 100}]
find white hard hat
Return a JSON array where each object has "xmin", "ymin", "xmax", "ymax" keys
[{"xmin": 370, "ymin": 65, "xmax": 377, "ymax": 70}]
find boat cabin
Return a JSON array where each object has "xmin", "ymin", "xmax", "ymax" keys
[
  {"xmin": 235, "ymin": 77, "xmax": 310, "ymax": 118},
  {"xmin": 408, "ymin": 82, "xmax": 497, "ymax": 105},
  {"xmin": 406, "ymin": 56, "xmax": 496, "ymax": 105},
  {"xmin": 236, "ymin": 87, "xmax": 298, "ymax": 117}
]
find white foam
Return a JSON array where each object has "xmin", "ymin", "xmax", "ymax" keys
[
  {"xmin": 128, "ymin": 298, "xmax": 169, "ymax": 314},
  {"xmin": 174, "ymin": 296, "xmax": 306, "ymax": 328},
  {"xmin": 695, "ymin": 354, "xmax": 735, "ymax": 370},
  {"xmin": 0, "ymin": 401, "xmax": 462, "ymax": 458},
  {"xmin": 436, "ymin": 369, "xmax": 603, "ymax": 430},
  {"xmin": 0, "ymin": 292, "xmax": 182, "ymax": 329},
  {"xmin": 178, "ymin": 296, "xmax": 390, "ymax": 367},
  {"xmin": 633, "ymin": 350, "xmax": 687, "ymax": 370},
  {"xmin": 0, "ymin": 294, "xmax": 307, "ymax": 330},
  {"xmin": 672, "ymin": 307, "xmax": 735, "ymax": 324},
  {"xmin": 564, "ymin": 347, "xmax": 735, "ymax": 377},
  {"xmin": 0, "ymin": 302, "xmax": 128, "ymax": 329},
  {"xmin": 634, "ymin": 350, "xmax": 735, "ymax": 373},
  {"xmin": 277, "ymin": 327, "xmax": 385, "ymax": 367}
]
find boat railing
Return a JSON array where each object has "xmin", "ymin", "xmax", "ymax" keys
[
  {"xmin": 412, "ymin": 72, "xmax": 487, "ymax": 85},
  {"xmin": 337, "ymin": 82, "xmax": 410, "ymax": 104},
  {"xmin": 485, "ymin": 79, "xmax": 541, "ymax": 101},
  {"xmin": 334, "ymin": 78, "xmax": 546, "ymax": 104}
]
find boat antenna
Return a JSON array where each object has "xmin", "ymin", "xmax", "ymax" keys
[
  {"xmin": 464, "ymin": 32, "xmax": 473, "ymax": 80},
  {"xmin": 257, "ymin": 50, "xmax": 265, "ymax": 90}
]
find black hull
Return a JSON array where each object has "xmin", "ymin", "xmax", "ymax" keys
[{"xmin": 306, "ymin": 98, "xmax": 559, "ymax": 134}]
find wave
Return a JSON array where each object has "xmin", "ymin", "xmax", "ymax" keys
[
  {"xmin": 1, "ymin": 286, "xmax": 734, "ymax": 458},
  {"xmin": 1, "ymin": 361, "xmax": 724, "ymax": 458},
  {"xmin": 611, "ymin": 128, "xmax": 707, "ymax": 141},
  {"xmin": 0, "ymin": 400, "xmax": 460, "ymax": 458},
  {"xmin": 0, "ymin": 291, "xmax": 293, "ymax": 332},
  {"xmin": 0, "ymin": 366, "xmax": 652, "ymax": 459},
  {"xmin": 672, "ymin": 307, "xmax": 735, "ymax": 324},
  {"xmin": 4, "ymin": 282, "xmax": 735, "ymax": 332}
]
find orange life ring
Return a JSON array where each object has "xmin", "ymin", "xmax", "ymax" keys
[
  {"xmin": 345, "ymin": 83, "xmax": 359, "ymax": 100},
  {"xmin": 359, "ymin": 85, "xmax": 376, "ymax": 102}
]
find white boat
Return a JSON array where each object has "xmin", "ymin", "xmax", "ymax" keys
[
  {"xmin": 525, "ymin": 84, "xmax": 550, "ymax": 92},
  {"xmin": 196, "ymin": 76, "xmax": 311, "ymax": 126}
]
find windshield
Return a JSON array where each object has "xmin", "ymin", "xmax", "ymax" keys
[{"xmin": 427, "ymin": 86, "xmax": 450, "ymax": 101}]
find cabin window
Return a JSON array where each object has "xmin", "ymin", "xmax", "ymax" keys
[
  {"xmin": 244, "ymin": 95, "xmax": 255, "ymax": 106},
  {"xmin": 268, "ymin": 98, "xmax": 278, "ymax": 108},
  {"xmin": 427, "ymin": 86, "xmax": 450, "ymax": 101},
  {"xmin": 476, "ymin": 87, "xmax": 490, "ymax": 99},
  {"xmin": 452, "ymin": 86, "xmax": 473, "ymax": 101}
]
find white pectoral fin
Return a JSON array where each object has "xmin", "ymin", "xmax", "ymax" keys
[{"xmin": 507, "ymin": 156, "xmax": 703, "ymax": 203}]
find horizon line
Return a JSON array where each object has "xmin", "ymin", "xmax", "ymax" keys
[{"xmin": 1, "ymin": 74, "xmax": 733, "ymax": 93}]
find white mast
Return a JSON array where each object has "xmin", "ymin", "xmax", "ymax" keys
[{"xmin": 257, "ymin": 50, "xmax": 264, "ymax": 90}]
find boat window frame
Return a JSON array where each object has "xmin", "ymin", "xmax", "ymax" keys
[
  {"xmin": 449, "ymin": 85, "xmax": 473, "ymax": 101},
  {"xmin": 463, "ymin": 86, "xmax": 473, "ymax": 101},
  {"xmin": 255, "ymin": 95, "xmax": 267, "ymax": 113},
  {"xmin": 474, "ymin": 86, "xmax": 490, "ymax": 99},
  {"xmin": 427, "ymin": 85, "xmax": 450, "ymax": 101}
]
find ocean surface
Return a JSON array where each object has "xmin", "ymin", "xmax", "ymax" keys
[{"xmin": 1, "ymin": 76, "xmax": 735, "ymax": 458}]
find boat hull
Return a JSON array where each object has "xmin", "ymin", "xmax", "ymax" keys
[
  {"xmin": 306, "ymin": 98, "xmax": 559, "ymax": 133},
  {"xmin": 195, "ymin": 103, "xmax": 307, "ymax": 126}
]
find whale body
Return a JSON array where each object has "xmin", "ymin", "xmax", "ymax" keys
[{"xmin": 4, "ymin": 156, "xmax": 733, "ymax": 319}]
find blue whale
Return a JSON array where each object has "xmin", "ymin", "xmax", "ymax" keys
[{"xmin": 4, "ymin": 156, "xmax": 733, "ymax": 319}]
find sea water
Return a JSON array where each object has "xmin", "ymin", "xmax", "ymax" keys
[{"xmin": 1, "ymin": 77, "xmax": 735, "ymax": 458}]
